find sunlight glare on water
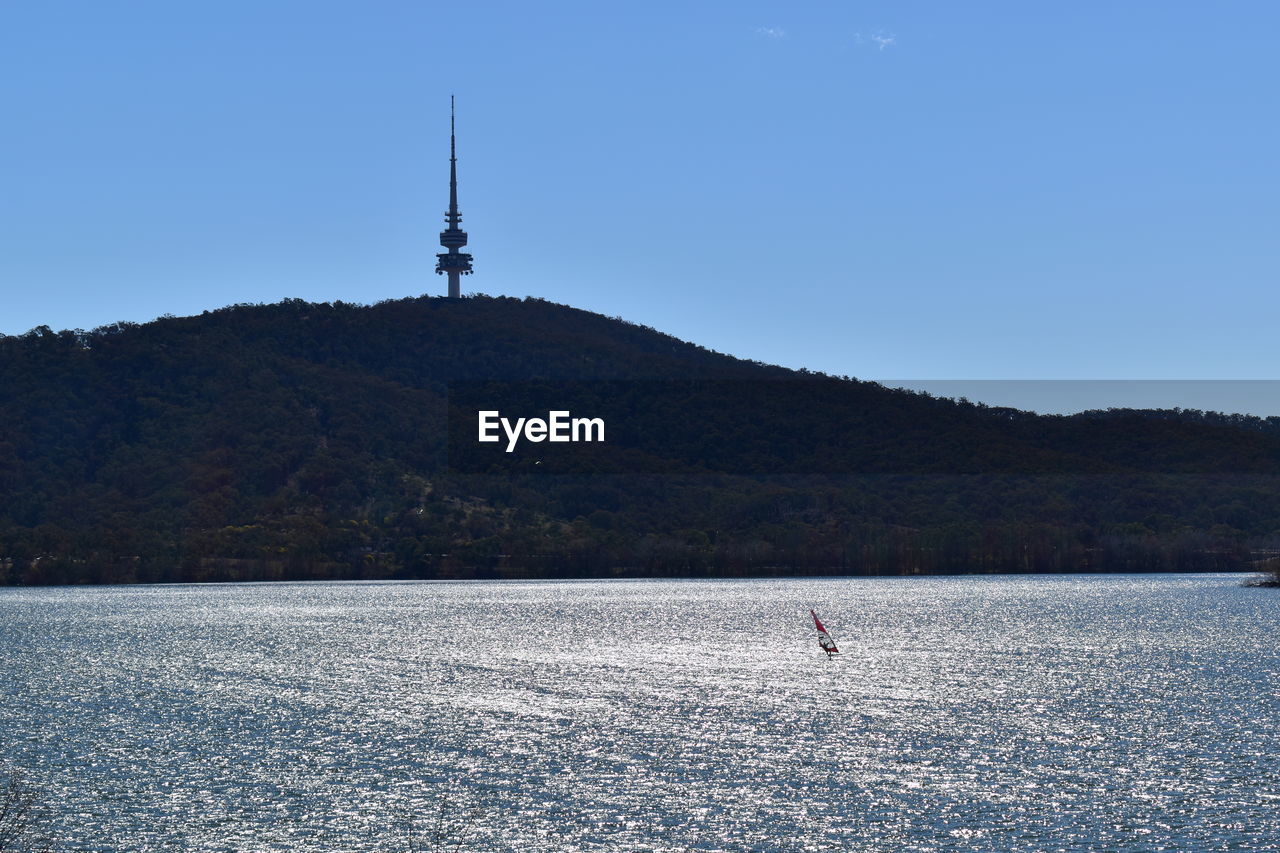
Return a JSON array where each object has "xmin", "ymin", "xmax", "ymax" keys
[{"xmin": 2, "ymin": 575, "xmax": 1279, "ymax": 851}]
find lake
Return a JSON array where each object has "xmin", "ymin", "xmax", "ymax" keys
[{"xmin": 2, "ymin": 575, "xmax": 1278, "ymax": 851}]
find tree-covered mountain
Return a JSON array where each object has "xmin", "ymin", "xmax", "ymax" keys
[{"xmin": 1, "ymin": 295, "xmax": 1278, "ymax": 584}]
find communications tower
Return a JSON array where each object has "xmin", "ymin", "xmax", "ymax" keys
[{"xmin": 435, "ymin": 96, "xmax": 473, "ymax": 297}]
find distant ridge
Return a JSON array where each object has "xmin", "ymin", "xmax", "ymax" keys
[{"xmin": 2, "ymin": 295, "xmax": 1278, "ymax": 584}]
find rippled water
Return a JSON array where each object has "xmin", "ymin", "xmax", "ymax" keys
[{"xmin": 2, "ymin": 575, "xmax": 1279, "ymax": 851}]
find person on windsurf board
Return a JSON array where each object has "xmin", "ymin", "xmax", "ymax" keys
[{"xmin": 810, "ymin": 609, "xmax": 839, "ymax": 658}]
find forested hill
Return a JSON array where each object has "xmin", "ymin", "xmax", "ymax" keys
[{"xmin": 2, "ymin": 295, "xmax": 1278, "ymax": 585}]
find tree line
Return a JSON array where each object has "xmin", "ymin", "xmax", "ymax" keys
[{"xmin": 2, "ymin": 296, "xmax": 1278, "ymax": 585}]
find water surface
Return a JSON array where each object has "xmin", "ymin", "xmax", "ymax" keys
[{"xmin": 2, "ymin": 575, "xmax": 1278, "ymax": 851}]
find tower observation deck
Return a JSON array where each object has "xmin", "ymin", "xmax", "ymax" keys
[{"xmin": 435, "ymin": 96, "xmax": 473, "ymax": 298}]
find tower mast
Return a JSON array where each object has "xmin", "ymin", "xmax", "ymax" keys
[{"xmin": 436, "ymin": 95, "xmax": 473, "ymax": 297}]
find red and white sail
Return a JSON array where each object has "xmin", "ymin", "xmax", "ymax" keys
[{"xmin": 810, "ymin": 609, "xmax": 839, "ymax": 656}]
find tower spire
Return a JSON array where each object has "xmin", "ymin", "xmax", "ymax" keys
[
  {"xmin": 436, "ymin": 94, "xmax": 472, "ymax": 297},
  {"xmin": 448, "ymin": 96, "xmax": 459, "ymax": 228}
]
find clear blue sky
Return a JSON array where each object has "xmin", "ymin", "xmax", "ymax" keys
[{"xmin": 2, "ymin": 1, "xmax": 1277, "ymax": 395}]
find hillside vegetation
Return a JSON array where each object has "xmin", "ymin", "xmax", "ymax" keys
[{"xmin": 2, "ymin": 295, "xmax": 1278, "ymax": 584}]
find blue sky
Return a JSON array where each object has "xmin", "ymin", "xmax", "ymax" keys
[{"xmin": 2, "ymin": 2, "xmax": 1277, "ymax": 403}]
